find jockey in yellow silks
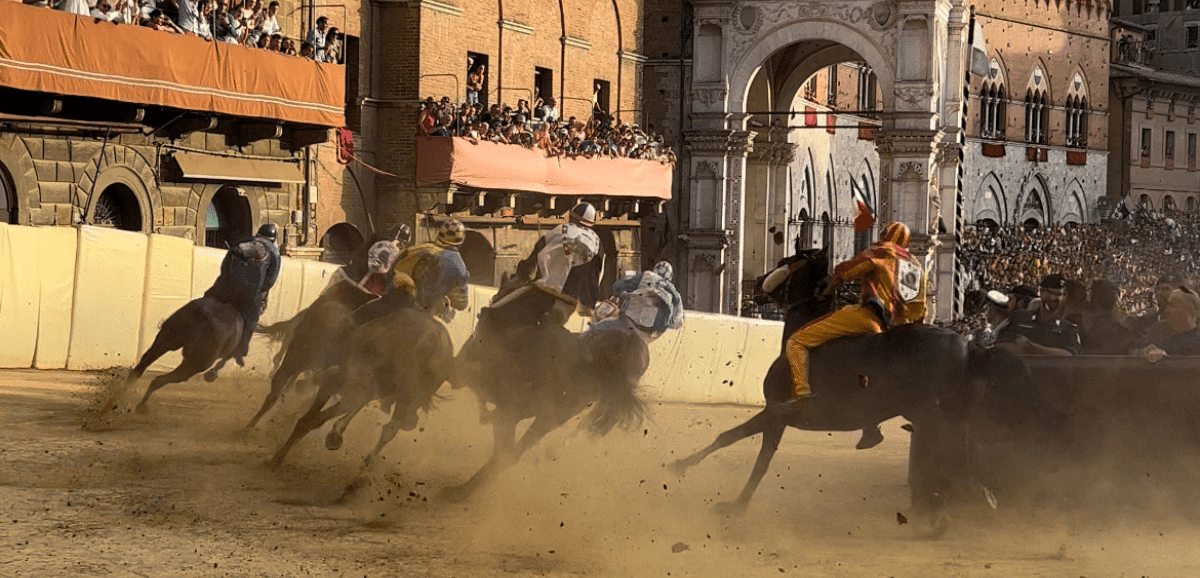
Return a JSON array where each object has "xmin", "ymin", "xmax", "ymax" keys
[{"xmin": 785, "ymin": 222, "xmax": 928, "ymax": 400}]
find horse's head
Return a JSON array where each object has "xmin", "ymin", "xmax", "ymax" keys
[{"xmin": 754, "ymin": 247, "xmax": 831, "ymax": 310}]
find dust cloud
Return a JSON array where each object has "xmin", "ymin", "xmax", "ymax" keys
[{"xmin": 0, "ymin": 368, "xmax": 1197, "ymax": 576}]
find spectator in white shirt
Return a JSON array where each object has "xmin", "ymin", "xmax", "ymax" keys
[
  {"xmin": 177, "ymin": 0, "xmax": 201, "ymax": 34},
  {"xmin": 306, "ymin": 15, "xmax": 328, "ymax": 58},
  {"xmin": 258, "ymin": 0, "xmax": 280, "ymax": 35},
  {"xmin": 90, "ymin": 0, "xmax": 120, "ymax": 20},
  {"xmin": 59, "ymin": 0, "xmax": 90, "ymax": 16}
]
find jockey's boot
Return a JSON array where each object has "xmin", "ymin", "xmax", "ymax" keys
[
  {"xmin": 855, "ymin": 425, "xmax": 884, "ymax": 450},
  {"xmin": 767, "ymin": 392, "xmax": 812, "ymax": 417}
]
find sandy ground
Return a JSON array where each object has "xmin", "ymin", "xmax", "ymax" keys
[{"xmin": 0, "ymin": 368, "xmax": 1198, "ymax": 577}]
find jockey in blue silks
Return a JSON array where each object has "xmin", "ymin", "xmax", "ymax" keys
[{"xmin": 203, "ymin": 223, "xmax": 282, "ymax": 363}]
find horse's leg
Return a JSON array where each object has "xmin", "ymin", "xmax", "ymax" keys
[
  {"xmin": 667, "ymin": 409, "xmax": 779, "ymax": 476},
  {"xmin": 906, "ymin": 415, "xmax": 969, "ymax": 537},
  {"xmin": 361, "ymin": 404, "xmax": 409, "ymax": 468},
  {"xmin": 324, "ymin": 394, "xmax": 369, "ymax": 452},
  {"xmin": 203, "ymin": 358, "xmax": 229, "ymax": 382},
  {"xmin": 711, "ymin": 421, "xmax": 787, "ymax": 516},
  {"xmin": 268, "ymin": 388, "xmax": 343, "ymax": 467},
  {"xmin": 128, "ymin": 332, "xmax": 181, "ymax": 383},
  {"xmin": 135, "ymin": 355, "xmax": 211, "ymax": 413},
  {"xmin": 243, "ymin": 362, "xmax": 301, "ymax": 431},
  {"xmin": 439, "ymin": 413, "xmax": 520, "ymax": 502}
]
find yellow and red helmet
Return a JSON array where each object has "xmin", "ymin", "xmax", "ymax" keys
[{"xmin": 879, "ymin": 222, "xmax": 911, "ymax": 248}]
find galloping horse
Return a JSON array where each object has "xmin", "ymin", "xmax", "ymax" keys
[
  {"xmin": 126, "ymin": 297, "xmax": 243, "ymax": 413},
  {"xmin": 669, "ymin": 248, "xmax": 1057, "ymax": 525},
  {"xmin": 442, "ymin": 278, "xmax": 647, "ymax": 501},
  {"xmin": 267, "ymin": 278, "xmax": 454, "ymax": 468}
]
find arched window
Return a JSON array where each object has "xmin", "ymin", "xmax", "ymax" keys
[
  {"xmin": 320, "ymin": 222, "xmax": 366, "ymax": 265},
  {"xmin": 204, "ymin": 186, "xmax": 253, "ymax": 248},
  {"xmin": 857, "ymin": 64, "xmax": 877, "ymax": 114},
  {"xmin": 1025, "ymin": 89, "xmax": 1049, "ymax": 144},
  {"xmin": 1139, "ymin": 194, "xmax": 1152, "ymax": 209},
  {"xmin": 459, "ymin": 229, "xmax": 497, "ymax": 287},
  {"xmin": 1066, "ymin": 72, "xmax": 1090, "ymax": 148},
  {"xmin": 980, "ymin": 83, "xmax": 1006, "ymax": 138},
  {"xmin": 1188, "ymin": 196, "xmax": 1197, "ymax": 212},
  {"xmin": 1164, "ymin": 195, "xmax": 1177, "ymax": 211},
  {"xmin": 91, "ymin": 183, "xmax": 142, "ymax": 231}
]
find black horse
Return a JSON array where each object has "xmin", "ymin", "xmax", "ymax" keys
[
  {"xmin": 442, "ymin": 280, "xmax": 647, "ymax": 501},
  {"xmin": 126, "ymin": 297, "xmax": 243, "ymax": 413},
  {"xmin": 267, "ymin": 281, "xmax": 453, "ymax": 468},
  {"xmin": 668, "ymin": 248, "xmax": 1056, "ymax": 526}
]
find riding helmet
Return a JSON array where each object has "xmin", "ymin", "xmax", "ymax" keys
[
  {"xmin": 652, "ymin": 260, "xmax": 674, "ymax": 283},
  {"xmin": 256, "ymin": 223, "xmax": 278, "ymax": 240},
  {"xmin": 568, "ymin": 202, "xmax": 597, "ymax": 227},
  {"xmin": 879, "ymin": 222, "xmax": 910, "ymax": 248},
  {"xmin": 437, "ymin": 219, "xmax": 466, "ymax": 246}
]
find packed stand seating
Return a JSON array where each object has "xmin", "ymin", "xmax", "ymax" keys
[
  {"xmin": 23, "ymin": 0, "xmax": 343, "ymax": 63},
  {"xmin": 416, "ymin": 95, "xmax": 677, "ymax": 165},
  {"xmin": 947, "ymin": 206, "xmax": 1200, "ymax": 356}
]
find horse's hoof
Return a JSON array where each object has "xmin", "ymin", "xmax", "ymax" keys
[
  {"xmin": 266, "ymin": 455, "xmax": 285, "ymax": 469},
  {"xmin": 856, "ymin": 427, "xmax": 885, "ymax": 450},
  {"xmin": 711, "ymin": 500, "xmax": 747, "ymax": 517},
  {"xmin": 325, "ymin": 430, "xmax": 344, "ymax": 451},
  {"xmin": 665, "ymin": 459, "xmax": 689, "ymax": 477},
  {"xmin": 438, "ymin": 485, "xmax": 471, "ymax": 503},
  {"xmin": 203, "ymin": 370, "xmax": 219, "ymax": 383}
]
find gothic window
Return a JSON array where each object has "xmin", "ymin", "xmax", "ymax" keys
[
  {"xmin": 826, "ymin": 65, "xmax": 839, "ymax": 107},
  {"xmin": 1065, "ymin": 96, "xmax": 1088, "ymax": 147},
  {"xmin": 1024, "ymin": 89, "xmax": 1049, "ymax": 144},
  {"xmin": 980, "ymin": 83, "xmax": 1007, "ymax": 138}
]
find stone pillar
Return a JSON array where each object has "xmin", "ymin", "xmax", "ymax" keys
[
  {"xmin": 682, "ymin": 129, "xmax": 755, "ymax": 315},
  {"xmin": 744, "ymin": 142, "xmax": 773, "ymax": 283},
  {"xmin": 875, "ymin": 129, "xmax": 943, "ymax": 320},
  {"xmin": 769, "ymin": 142, "xmax": 798, "ymax": 265}
]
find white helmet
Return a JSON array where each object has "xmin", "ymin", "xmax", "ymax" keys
[{"xmin": 568, "ymin": 202, "xmax": 596, "ymax": 226}]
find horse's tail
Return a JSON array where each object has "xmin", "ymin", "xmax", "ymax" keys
[
  {"xmin": 968, "ymin": 345, "xmax": 1067, "ymax": 434},
  {"xmin": 581, "ymin": 329, "xmax": 649, "ymax": 436},
  {"xmin": 256, "ymin": 307, "xmax": 307, "ymax": 341}
]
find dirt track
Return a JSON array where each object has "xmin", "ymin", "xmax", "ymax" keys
[{"xmin": 0, "ymin": 368, "xmax": 1196, "ymax": 577}]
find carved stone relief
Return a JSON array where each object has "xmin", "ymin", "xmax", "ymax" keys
[{"xmin": 729, "ymin": 1, "xmax": 898, "ymax": 63}]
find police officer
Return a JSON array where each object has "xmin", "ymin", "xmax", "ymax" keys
[{"xmin": 204, "ymin": 224, "xmax": 281, "ymax": 362}]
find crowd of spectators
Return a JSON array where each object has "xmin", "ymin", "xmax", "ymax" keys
[
  {"xmin": 19, "ymin": 0, "xmax": 343, "ymax": 64},
  {"xmin": 416, "ymin": 96, "xmax": 677, "ymax": 164},
  {"xmin": 947, "ymin": 206, "xmax": 1200, "ymax": 358}
]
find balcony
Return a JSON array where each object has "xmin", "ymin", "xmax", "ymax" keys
[
  {"xmin": 416, "ymin": 137, "xmax": 672, "ymax": 201},
  {"xmin": 0, "ymin": 3, "xmax": 344, "ymax": 128}
]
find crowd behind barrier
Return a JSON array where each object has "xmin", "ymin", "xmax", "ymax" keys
[
  {"xmin": 418, "ymin": 95, "xmax": 677, "ymax": 164},
  {"xmin": 17, "ymin": 0, "xmax": 343, "ymax": 63},
  {"xmin": 949, "ymin": 207, "xmax": 1200, "ymax": 336}
]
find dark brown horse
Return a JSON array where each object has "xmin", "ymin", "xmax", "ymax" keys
[
  {"xmin": 267, "ymin": 284, "xmax": 453, "ymax": 468},
  {"xmin": 441, "ymin": 281, "xmax": 647, "ymax": 501},
  {"xmin": 668, "ymin": 248, "xmax": 1058, "ymax": 530},
  {"xmin": 126, "ymin": 297, "xmax": 243, "ymax": 413}
]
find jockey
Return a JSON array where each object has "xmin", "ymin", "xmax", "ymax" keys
[
  {"xmin": 784, "ymin": 222, "xmax": 927, "ymax": 403},
  {"xmin": 594, "ymin": 260, "xmax": 684, "ymax": 341},
  {"xmin": 204, "ymin": 223, "xmax": 282, "ymax": 362},
  {"xmin": 391, "ymin": 219, "xmax": 471, "ymax": 322},
  {"xmin": 515, "ymin": 202, "xmax": 604, "ymax": 312},
  {"xmin": 320, "ymin": 224, "xmax": 412, "ymax": 308}
]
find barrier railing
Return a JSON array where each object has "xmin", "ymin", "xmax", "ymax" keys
[{"xmin": 0, "ymin": 223, "xmax": 781, "ymax": 406}]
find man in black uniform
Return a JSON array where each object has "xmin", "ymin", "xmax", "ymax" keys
[
  {"xmin": 203, "ymin": 224, "xmax": 282, "ymax": 363},
  {"xmin": 996, "ymin": 274, "xmax": 1082, "ymax": 356}
]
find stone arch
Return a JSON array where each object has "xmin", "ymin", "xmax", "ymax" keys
[
  {"xmin": 320, "ymin": 221, "xmax": 366, "ymax": 264},
  {"xmin": 729, "ymin": 19, "xmax": 896, "ymax": 114},
  {"xmin": 1059, "ymin": 179, "xmax": 1086, "ymax": 224},
  {"xmin": 1016, "ymin": 173, "xmax": 1051, "ymax": 225},
  {"xmin": 459, "ymin": 229, "xmax": 497, "ymax": 286},
  {"xmin": 972, "ymin": 172, "xmax": 1007, "ymax": 224},
  {"xmin": 0, "ymin": 134, "xmax": 38, "ymax": 225},
  {"xmin": 191, "ymin": 183, "xmax": 265, "ymax": 244},
  {"xmin": 776, "ymin": 44, "xmax": 866, "ymax": 110},
  {"xmin": 75, "ymin": 145, "xmax": 161, "ymax": 232}
]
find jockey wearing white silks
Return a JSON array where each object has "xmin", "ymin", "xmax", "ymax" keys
[
  {"xmin": 536, "ymin": 222, "xmax": 602, "ymax": 292},
  {"xmin": 593, "ymin": 261, "xmax": 684, "ymax": 341}
]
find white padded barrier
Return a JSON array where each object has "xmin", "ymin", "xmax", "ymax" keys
[
  {"xmin": 261, "ymin": 257, "xmax": 303, "ymax": 326},
  {"xmin": 0, "ymin": 224, "xmax": 42, "ymax": 368},
  {"xmin": 67, "ymin": 227, "xmax": 148, "ymax": 370},
  {"xmin": 191, "ymin": 246, "xmax": 226, "ymax": 299},
  {"xmin": 138, "ymin": 234, "xmax": 196, "ymax": 372},
  {"xmin": 299, "ymin": 260, "xmax": 340, "ymax": 310},
  {"xmin": 32, "ymin": 227, "xmax": 79, "ymax": 369}
]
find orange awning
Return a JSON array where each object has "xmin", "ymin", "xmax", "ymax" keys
[
  {"xmin": 416, "ymin": 137, "xmax": 673, "ymax": 200},
  {"xmin": 0, "ymin": 3, "xmax": 345, "ymax": 127}
]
